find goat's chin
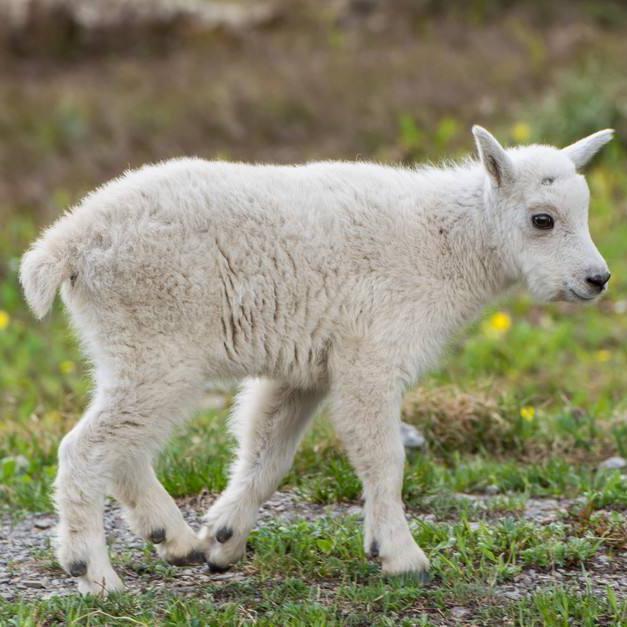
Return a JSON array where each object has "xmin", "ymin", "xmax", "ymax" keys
[
  {"xmin": 525, "ymin": 283, "xmax": 560, "ymax": 304},
  {"xmin": 538, "ymin": 287, "xmax": 601, "ymax": 304},
  {"xmin": 548, "ymin": 292, "xmax": 574, "ymax": 304},
  {"xmin": 564, "ymin": 287, "xmax": 602, "ymax": 304}
]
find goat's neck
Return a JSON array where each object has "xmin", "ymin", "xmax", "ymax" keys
[{"xmin": 415, "ymin": 167, "xmax": 516, "ymax": 309}]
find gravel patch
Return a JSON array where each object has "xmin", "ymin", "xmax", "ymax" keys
[
  {"xmin": 495, "ymin": 553, "xmax": 627, "ymax": 601},
  {"xmin": 0, "ymin": 491, "xmax": 361, "ymax": 601},
  {"xmin": 1, "ymin": 493, "xmax": 624, "ymax": 603}
]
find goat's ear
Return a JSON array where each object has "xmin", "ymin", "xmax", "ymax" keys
[
  {"xmin": 562, "ymin": 129, "xmax": 614, "ymax": 170},
  {"xmin": 472, "ymin": 125, "xmax": 515, "ymax": 188}
]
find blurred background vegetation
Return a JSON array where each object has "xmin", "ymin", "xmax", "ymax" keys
[
  {"xmin": 1, "ymin": 1, "xmax": 627, "ymax": 623},
  {"xmin": 0, "ymin": 0, "xmax": 626, "ymax": 519}
]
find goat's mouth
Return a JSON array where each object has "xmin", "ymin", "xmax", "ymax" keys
[{"xmin": 568, "ymin": 288, "xmax": 597, "ymax": 302}]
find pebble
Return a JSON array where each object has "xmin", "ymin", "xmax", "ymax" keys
[
  {"xmin": 599, "ymin": 456, "xmax": 627, "ymax": 470},
  {"xmin": 451, "ymin": 606, "xmax": 470, "ymax": 619},
  {"xmin": 400, "ymin": 422, "xmax": 426, "ymax": 449},
  {"xmin": 485, "ymin": 484, "xmax": 500, "ymax": 495},
  {"xmin": 211, "ymin": 572, "xmax": 241, "ymax": 581},
  {"xmin": 34, "ymin": 517, "xmax": 54, "ymax": 530}
]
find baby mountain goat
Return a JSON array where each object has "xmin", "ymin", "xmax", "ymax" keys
[{"xmin": 21, "ymin": 126, "xmax": 613, "ymax": 594}]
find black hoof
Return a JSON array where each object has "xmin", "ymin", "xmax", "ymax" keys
[
  {"xmin": 216, "ymin": 526, "xmax": 233, "ymax": 544},
  {"xmin": 207, "ymin": 561, "xmax": 230, "ymax": 574},
  {"xmin": 167, "ymin": 549, "xmax": 205, "ymax": 567},
  {"xmin": 149, "ymin": 528, "xmax": 166, "ymax": 544},
  {"xmin": 69, "ymin": 560, "xmax": 87, "ymax": 577},
  {"xmin": 369, "ymin": 540, "xmax": 379, "ymax": 559}
]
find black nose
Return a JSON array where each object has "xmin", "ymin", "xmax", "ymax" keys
[{"xmin": 586, "ymin": 272, "xmax": 611, "ymax": 290}]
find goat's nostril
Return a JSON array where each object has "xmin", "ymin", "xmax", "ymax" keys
[{"xmin": 586, "ymin": 272, "xmax": 611, "ymax": 290}]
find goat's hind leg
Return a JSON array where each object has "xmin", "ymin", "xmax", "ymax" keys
[
  {"xmin": 111, "ymin": 456, "xmax": 205, "ymax": 566},
  {"xmin": 56, "ymin": 371, "xmax": 203, "ymax": 593},
  {"xmin": 55, "ymin": 393, "xmax": 129, "ymax": 595}
]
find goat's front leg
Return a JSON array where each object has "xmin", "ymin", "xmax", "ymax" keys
[
  {"xmin": 329, "ymin": 361, "xmax": 429, "ymax": 578},
  {"xmin": 199, "ymin": 379, "xmax": 325, "ymax": 571}
]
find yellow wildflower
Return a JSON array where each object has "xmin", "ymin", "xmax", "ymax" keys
[
  {"xmin": 595, "ymin": 350, "xmax": 611, "ymax": 363},
  {"xmin": 511, "ymin": 122, "xmax": 531, "ymax": 143},
  {"xmin": 520, "ymin": 406, "xmax": 536, "ymax": 422},
  {"xmin": 484, "ymin": 311, "xmax": 512, "ymax": 335},
  {"xmin": 0, "ymin": 310, "xmax": 9, "ymax": 330},
  {"xmin": 59, "ymin": 360, "xmax": 76, "ymax": 375}
]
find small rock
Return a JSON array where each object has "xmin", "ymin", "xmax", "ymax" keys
[
  {"xmin": 450, "ymin": 607, "xmax": 470, "ymax": 620},
  {"xmin": 22, "ymin": 579, "xmax": 46, "ymax": 589},
  {"xmin": 2, "ymin": 455, "xmax": 29, "ymax": 469},
  {"xmin": 400, "ymin": 423, "xmax": 426, "ymax": 449},
  {"xmin": 34, "ymin": 517, "xmax": 54, "ymax": 530},
  {"xmin": 485, "ymin": 484, "xmax": 500, "ymax": 495},
  {"xmin": 599, "ymin": 456, "xmax": 627, "ymax": 470},
  {"xmin": 614, "ymin": 300, "xmax": 627, "ymax": 314},
  {"xmin": 211, "ymin": 572, "xmax": 239, "ymax": 581}
]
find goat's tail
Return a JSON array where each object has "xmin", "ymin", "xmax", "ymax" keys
[{"xmin": 20, "ymin": 220, "xmax": 75, "ymax": 319}]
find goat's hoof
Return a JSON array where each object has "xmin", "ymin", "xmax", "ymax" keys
[
  {"xmin": 368, "ymin": 540, "xmax": 379, "ymax": 559},
  {"xmin": 216, "ymin": 526, "xmax": 233, "ymax": 543},
  {"xmin": 69, "ymin": 560, "xmax": 87, "ymax": 577},
  {"xmin": 149, "ymin": 528, "xmax": 166, "ymax": 544},
  {"xmin": 166, "ymin": 549, "xmax": 205, "ymax": 567},
  {"xmin": 207, "ymin": 561, "xmax": 230, "ymax": 574}
]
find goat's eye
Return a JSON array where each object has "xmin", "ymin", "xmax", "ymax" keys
[
  {"xmin": 531, "ymin": 213, "xmax": 554, "ymax": 230},
  {"xmin": 542, "ymin": 177, "xmax": 555, "ymax": 185}
]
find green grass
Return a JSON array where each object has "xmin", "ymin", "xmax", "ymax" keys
[{"xmin": 3, "ymin": 585, "xmax": 626, "ymax": 626}]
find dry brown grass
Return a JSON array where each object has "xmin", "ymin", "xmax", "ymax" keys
[
  {"xmin": 568, "ymin": 501, "xmax": 627, "ymax": 549},
  {"xmin": 402, "ymin": 385, "xmax": 516, "ymax": 455},
  {"xmin": 402, "ymin": 384, "xmax": 619, "ymax": 464}
]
